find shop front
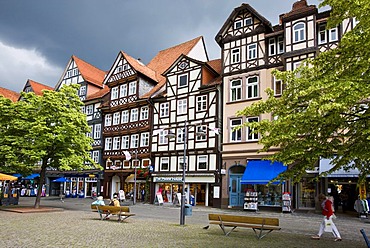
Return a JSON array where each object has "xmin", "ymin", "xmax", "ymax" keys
[{"xmin": 241, "ymin": 160, "xmax": 288, "ymax": 210}]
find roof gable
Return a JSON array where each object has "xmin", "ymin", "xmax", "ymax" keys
[
  {"xmin": 0, "ymin": 87, "xmax": 20, "ymax": 102},
  {"xmin": 27, "ymin": 80, "xmax": 53, "ymax": 96}
]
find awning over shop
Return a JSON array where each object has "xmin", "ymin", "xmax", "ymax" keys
[
  {"xmin": 24, "ymin": 173, "xmax": 40, "ymax": 180},
  {"xmin": 241, "ymin": 160, "xmax": 287, "ymax": 184},
  {"xmin": 319, "ymin": 158, "xmax": 359, "ymax": 177}
]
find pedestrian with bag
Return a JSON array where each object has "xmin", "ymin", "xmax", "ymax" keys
[{"xmin": 311, "ymin": 193, "xmax": 342, "ymax": 241}]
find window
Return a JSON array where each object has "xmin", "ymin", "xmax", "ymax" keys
[
  {"xmin": 130, "ymin": 108, "xmax": 138, "ymax": 122},
  {"xmin": 179, "ymin": 74, "xmax": 188, "ymax": 87},
  {"xmin": 86, "ymin": 125, "xmax": 93, "ymax": 138},
  {"xmin": 111, "ymin": 86, "xmax": 119, "ymax": 100},
  {"xmin": 177, "ymin": 99, "xmax": 187, "ymax": 115},
  {"xmin": 196, "ymin": 95, "xmax": 207, "ymax": 111},
  {"xmin": 113, "ymin": 112, "xmax": 120, "ymax": 125},
  {"xmin": 329, "ymin": 28, "xmax": 338, "ymax": 42},
  {"xmin": 113, "ymin": 137, "xmax": 120, "ymax": 150},
  {"xmin": 318, "ymin": 24, "xmax": 326, "ymax": 44},
  {"xmin": 132, "ymin": 159, "xmax": 140, "ymax": 168},
  {"xmin": 85, "ymin": 105, "xmax": 93, "ymax": 115},
  {"xmin": 141, "ymin": 132, "xmax": 149, "ymax": 147},
  {"xmin": 244, "ymin": 17, "xmax": 252, "ymax": 26},
  {"xmin": 177, "ymin": 128, "xmax": 185, "ymax": 143},
  {"xmin": 196, "ymin": 125, "xmax": 207, "ymax": 141},
  {"xmin": 92, "ymin": 151, "xmax": 99, "ymax": 163},
  {"xmin": 160, "ymin": 157, "xmax": 169, "ymax": 171},
  {"xmin": 105, "ymin": 137, "xmax": 112, "ymax": 150},
  {"xmin": 234, "ymin": 20, "xmax": 243, "ymax": 29},
  {"xmin": 129, "ymin": 81, "xmax": 136, "ymax": 95},
  {"xmin": 278, "ymin": 36, "xmax": 284, "ymax": 54},
  {"xmin": 79, "ymin": 86, "xmax": 86, "ymax": 96},
  {"xmin": 120, "ymin": 84, "xmax": 127, "ymax": 97},
  {"xmin": 160, "ymin": 102, "xmax": 169, "ymax": 117},
  {"xmin": 140, "ymin": 106, "xmax": 149, "ymax": 120},
  {"xmin": 197, "ymin": 156, "xmax": 207, "ymax": 170},
  {"xmin": 247, "ymin": 76, "xmax": 259, "ymax": 99},
  {"xmin": 230, "ymin": 119, "xmax": 242, "ymax": 142},
  {"xmin": 159, "ymin": 130, "xmax": 168, "ymax": 144},
  {"xmin": 121, "ymin": 110, "xmax": 129, "ymax": 123},
  {"xmin": 293, "ymin": 22, "xmax": 305, "ymax": 42},
  {"xmin": 274, "ymin": 78, "xmax": 284, "ymax": 96},
  {"xmin": 269, "ymin": 38, "xmax": 276, "ymax": 56},
  {"xmin": 131, "ymin": 134, "xmax": 139, "ymax": 148},
  {"xmin": 73, "ymin": 68, "xmax": 79, "ymax": 76},
  {"xmin": 293, "ymin": 61, "xmax": 302, "ymax": 77},
  {"xmin": 105, "ymin": 114, "xmax": 112, "ymax": 126},
  {"xmin": 247, "ymin": 43, "xmax": 257, "ymax": 60},
  {"xmin": 232, "ymin": 48, "xmax": 240, "ymax": 63},
  {"xmin": 230, "ymin": 79, "xmax": 242, "ymax": 101},
  {"xmin": 179, "ymin": 157, "xmax": 186, "ymax": 170},
  {"xmin": 246, "ymin": 117, "xmax": 259, "ymax": 141},
  {"xmin": 94, "ymin": 124, "xmax": 101, "ymax": 139},
  {"xmin": 121, "ymin": 136, "xmax": 129, "ymax": 149}
]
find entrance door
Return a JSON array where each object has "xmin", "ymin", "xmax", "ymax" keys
[{"xmin": 229, "ymin": 174, "xmax": 244, "ymax": 207}]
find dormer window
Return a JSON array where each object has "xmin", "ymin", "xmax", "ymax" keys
[
  {"xmin": 293, "ymin": 22, "xmax": 305, "ymax": 43},
  {"xmin": 234, "ymin": 20, "xmax": 243, "ymax": 29}
]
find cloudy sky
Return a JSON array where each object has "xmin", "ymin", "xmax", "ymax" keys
[{"xmin": 0, "ymin": 0, "xmax": 326, "ymax": 92}]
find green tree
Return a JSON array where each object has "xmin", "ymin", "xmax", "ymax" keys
[
  {"xmin": 237, "ymin": 0, "xmax": 370, "ymax": 184},
  {"xmin": 0, "ymin": 84, "xmax": 100, "ymax": 208}
]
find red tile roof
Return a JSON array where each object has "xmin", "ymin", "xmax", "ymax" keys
[
  {"xmin": 85, "ymin": 86, "xmax": 110, "ymax": 101},
  {"xmin": 207, "ymin": 59, "xmax": 222, "ymax": 75},
  {"xmin": 72, "ymin": 55, "xmax": 106, "ymax": 88},
  {"xmin": 121, "ymin": 51, "xmax": 158, "ymax": 83},
  {"xmin": 28, "ymin": 80, "xmax": 54, "ymax": 96},
  {"xmin": 0, "ymin": 87, "xmax": 20, "ymax": 102}
]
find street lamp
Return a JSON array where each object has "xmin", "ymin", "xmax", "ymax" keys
[{"xmin": 166, "ymin": 122, "xmax": 206, "ymax": 226}]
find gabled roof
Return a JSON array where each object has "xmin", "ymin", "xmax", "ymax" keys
[
  {"xmin": 280, "ymin": 0, "xmax": 317, "ymax": 21},
  {"xmin": 27, "ymin": 80, "xmax": 53, "ymax": 96},
  {"xmin": 207, "ymin": 59, "xmax": 222, "ymax": 76},
  {"xmin": 84, "ymin": 86, "xmax": 110, "ymax": 102},
  {"xmin": 215, "ymin": 3, "xmax": 273, "ymax": 45},
  {"xmin": 121, "ymin": 51, "xmax": 158, "ymax": 83},
  {"xmin": 72, "ymin": 55, "xmax": 106, "ymax": 88},
  {"xmin": 0, "ymin": 87, "xmax": 20, "ymax": 102},
  {"xmin": 142, "ymin": 36, "xmax": 205, "ymax": 98}
]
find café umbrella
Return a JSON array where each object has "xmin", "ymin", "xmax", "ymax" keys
[{"xmin": 0, "ymin": 173, "xmax": 18, "ymax": 181}]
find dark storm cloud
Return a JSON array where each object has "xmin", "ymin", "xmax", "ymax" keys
[{"xmin": 0, "ymin": 0, "xmax": 324, "ymax": 91}]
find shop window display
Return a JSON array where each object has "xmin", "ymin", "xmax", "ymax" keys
[
  {"xmin": 298, "ymin": 180, "xmax": 315, "ymax": 208},
  {"xmin": 256, "ymin": 184, "xmax": 282, "ymax": 206}
]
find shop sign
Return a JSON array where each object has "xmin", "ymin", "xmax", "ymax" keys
[{"xmin": 154, "ymin": 177, "xmax": 182, "ymax": 183}]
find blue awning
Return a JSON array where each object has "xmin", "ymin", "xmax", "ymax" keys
[
  {"xmin": 24, "ymin": 173, "xmax": 40, "ymax": 180},
  {"xmin": 12, "ymin": 173, "xmax": 22, "ymax": 178},
  {"xmin": 241, "ymin": 160, "xmax": 287, "ymax": 184}
]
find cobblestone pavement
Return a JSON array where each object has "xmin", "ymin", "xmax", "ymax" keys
[{"xmin": 0, "ymin": 196, "xmax": 369, "ymax": 247}]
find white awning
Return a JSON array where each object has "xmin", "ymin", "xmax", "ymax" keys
[{"xmin": 319, "ymin": 158, "xmax": 359, "ymax": 177}]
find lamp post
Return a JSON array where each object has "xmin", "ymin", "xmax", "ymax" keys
[{"xmin": 133, "ymin": 150, "xmax": 137, "ymax": 205}]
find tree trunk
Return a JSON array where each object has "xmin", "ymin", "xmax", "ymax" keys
[{"xmin": 34, "ymin": 159, "xmax": 47, "ymax": 208}]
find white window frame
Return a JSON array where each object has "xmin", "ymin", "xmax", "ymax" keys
[
  {"xmin": 92, "ymin": 151, "xmax": 99, "ymax": 163},
  {"xmin": 177, "ymin": 128, "xmax": 185, "ymax": 143},
  {"xmin": 329, "ymin": 27, "xmax": 338, "ymax": 42},
  {"xmin": 274, "ymin": 77, "xmax": 284, "ymax": 96},
  {"xmin": 179, "ymin": 74, "xmax": 188, "ymax": 87},
  {"xmin": 105, "ymin": 137, "xmax": 112, "ymax": 150},
  {"xmin": 130, "ymin": 108, "xmax": 139, "ymax": 122},
  {"xmin": 197, "ymin": 155, "xmax": 207, "ymax": 170},
  {"xmin": 86, "ymin": 125, "xmax": 93, "ymax": 138},
  {"xmin": 130, "ymin": 134, "xmax": 139, "ymax": 148},
  {"xmin": 113, "ymin": 112, "xmax": 120, "ymax": 125},
  {"xmin": 247, "ymin": 43, "xmax": 257, "ymax": 60},
  {"xmin": 121, "ymin": 110, "xmax": 129, "ymax": 123},
  {"xmin": 277, "ymin": 36, "xmax": 284, "ymax": 54},
  {"xmin": 140, "ymin": 106, "xmax": 149, "ymax": 120},
  {"xmin": 196, "ymin": 95, "xmax": 207, "ymax": 112},
  {"xmin": 159, "ymin": 130, "xmax": 168, "ymax": 145},
  {"xmin": 231, "ymin": 48, "xmax": 240, "ymax": 63},
  {"xmin": 85, "ymin": 105, "xmax": 93, "ymax": 115},
  {"xmin": 293, "ymin": 22, "xmax": 305, "ymax": 43},
  {"xmin": 269, "ymin": 38, "xmax": 276, "ymax": 56},
  {"xmin": 244, "ymin": 17, "xmax": 252, "ymax": 26},
  {"xmin": 196, "ymin": 125, "xmax": 207, "ymax": 141},
  {"xmin": 160, "ymin": 102, "xmax": 169, "ymax": 117},
  {"xmin": 318, "ymin": 24, "xmax": 327, "ymax": 44},
  {"xmin": 230, "ymin": 79, "xmax": 242, "ymax": 102},
  {"xmin": 230, "ymin": 118, "xmax": 242, "ymax": 142},
  {"xmin": 246, "ymin": 117, "xmax": 259, "ymax": 141},
  {"xmin": 178, "ymin": 157, "xmax": 187, "ymax": 170},
  {"xmin": 129, "ymin": 81, "xmax": 136, "ymax": 95},
  {"xmin": 94, "ymin": 124, "xmax": 101, "ymax": 139},
  {"xmin": 246, "ymin": 76, "xmax": 259, "ymax": 99},
  {"xmin": 141, "ymin": 132, "xmax": 150, "ymax": 147},
  {"xmin": 177, "ymin": 99, "xmax": 187, "ymax": 115},
  {"xmin": 105, "ymin": 114, "xmax": 112, "ymax": 127},
  {"xmin": 121, "ymin": 135, "xmax": 129, "ymax": 150},
  {"xmin": 79, "ymin": 85, "xmax": 86, "ymax": 96},
  {"xmin": 113, "ymin": 137, "xmax": 120, "ymax": 150},
  {"xmin": 234, "ymin": 20, "xmax": 243, "ymax": 29},
  {"xmin": 120, "ymin": 84, "xmax": 127, "ymax": 98},
  {"xmin": 160, "ymin": 157, "xmax": 169, "ymax": 171},
  {"xmin": 111, "ymin": 86, "xmax": 119, "ymax": 100}
]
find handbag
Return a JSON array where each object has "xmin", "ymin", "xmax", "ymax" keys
[{"xmin": 324, "ymin": 218, "xmax": 333, "ymax": 232}]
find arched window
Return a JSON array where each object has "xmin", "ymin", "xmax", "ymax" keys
[{"xmin": 293, "ymin": 22, "xmax": 305, "ymax": 42}]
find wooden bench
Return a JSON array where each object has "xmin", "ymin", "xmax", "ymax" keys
[
  {"xmin": 91, "ymin": 205, "xmax": 135, "ymax": 222},
  {"xmin": 205, "ymin": 213, "xmax": 281, "ymax": 239}
]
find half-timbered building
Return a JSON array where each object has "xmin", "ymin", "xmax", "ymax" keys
[
  {"xmin": 20, "ymin": 79, "xmax": 54, "ymax": 98},
  {"xmin": 216, "ymin": 0, "xmax": 358, "ymax": 210}
]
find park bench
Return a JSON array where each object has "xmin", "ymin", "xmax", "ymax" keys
[
  {"xmin": 91, "ymin": 205, "xmax": 135, "ymax": 223},
  {"xmin": 205, "ymin": 213, "xmax": 281, "ymax": 239}
]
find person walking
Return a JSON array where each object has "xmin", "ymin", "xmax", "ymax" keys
[{"xmin": 311, "ymin": 193, "xmax": 342, "ymax": 241}]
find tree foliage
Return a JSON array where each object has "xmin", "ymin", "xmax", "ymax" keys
[
  {"xmin": 0, "ymin": 84, "xmax": 101, "ymax": 207},
  {"xmin": 237, "ymin": 0, "xmax": 370, "ymax": 183}
]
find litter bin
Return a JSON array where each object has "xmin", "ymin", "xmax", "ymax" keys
[
  {"xmin": 190, "ymin": 195, "xmax": 195, "ymax": 206},
  {"xmin": 184, "ymin": 204, "xmax": 192, "ymax": 216}
]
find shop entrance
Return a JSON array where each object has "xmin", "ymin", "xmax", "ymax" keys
[{"xmin": 229, "ymin": 174, "xmax": 244, "ymax": 207}]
